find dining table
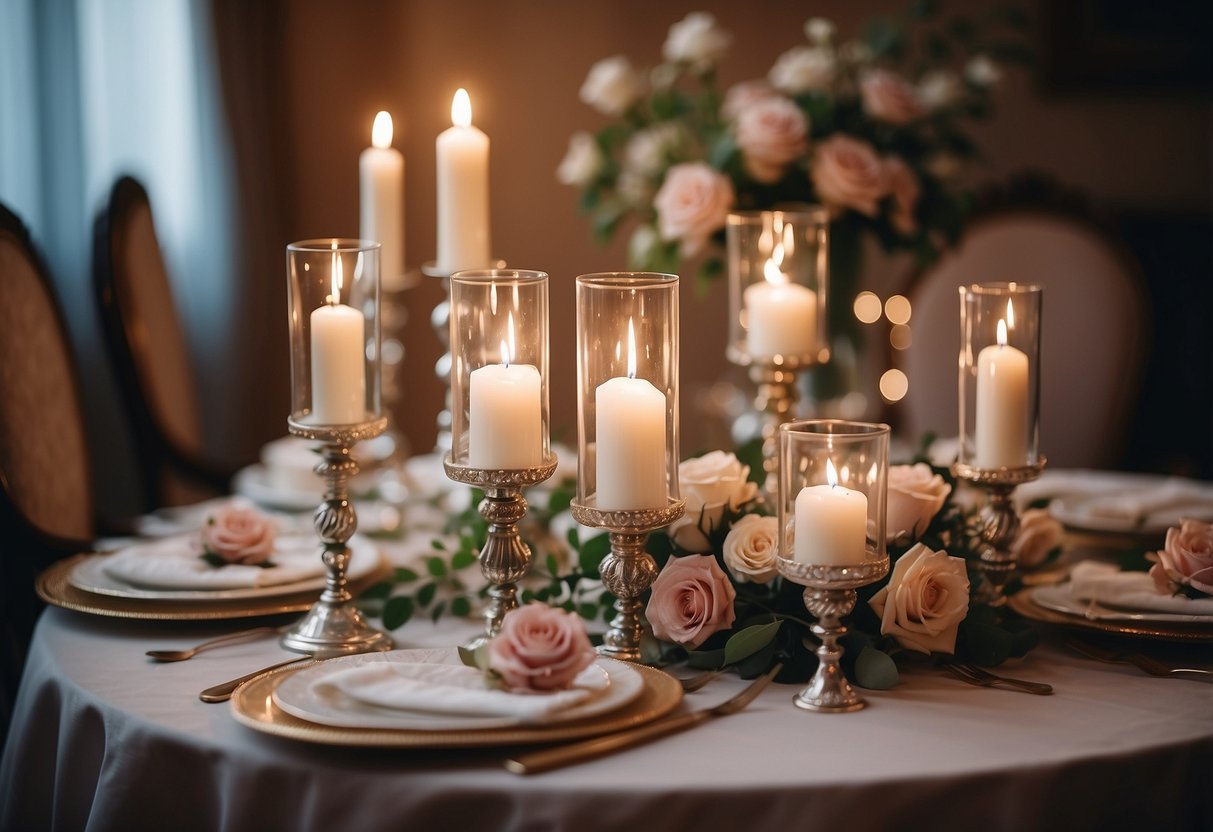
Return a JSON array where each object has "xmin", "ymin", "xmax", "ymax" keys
[{"xmin": 2, "ymin": 458, "xmax": 1211, "ymax": 832}]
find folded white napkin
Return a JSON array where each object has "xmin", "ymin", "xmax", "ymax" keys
[
  {"xmin": 1068, "ymin": 561, "xmax": 1213, "ymax": 617},
  {"xmin": 101, "ymin": 533, "xmax": 325, "ymax": 590},
  {"xmin": 314, "ymin": 656, "xmax": 609, "ymax": 724},
  {"xmin": 1016, "ymin": 470, "xmax": 1213, "ymax": 530}
]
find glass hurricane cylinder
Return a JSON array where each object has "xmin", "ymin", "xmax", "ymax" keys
[
  {"xmin": 287, "ymin": 239, "xmax": 382, "ymax": 426},
  {"xmin": 957, "ymin": 283, "xmax": 1043, "ymax": 471}
]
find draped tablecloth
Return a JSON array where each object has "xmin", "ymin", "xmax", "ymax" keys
[{"xmin": 2, "ymin": 476, "xmax": 1212, "ymax": 832}]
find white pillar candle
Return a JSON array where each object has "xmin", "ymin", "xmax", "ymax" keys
[
  {"xmin": 593, "ymin": 320, "xmax": 667, "ymax": 510},
  {"xmin": 468, "ymin": 340, "xmax": 542, "ymax": 469},
  {"xmin": 436, "ymin": 89, "xmax": 490, "ymax": 274},
  {"xmin": 359, "ymin": 111, "xmax": 406, "ymax": 291},
  {"xmin": 794, "ymin": 460, "xmax": 868, "ymax": 565},
  {"xmin": 744, "ymin": 259, "xmax": 817, "ymax": 359},
  {"xmin": 310, "ymin": 302, "xmax": 366, "ymax": 424},
  {"xmin": 975, "ymin": 317, "xmax": 1029, "ymax": 468}
]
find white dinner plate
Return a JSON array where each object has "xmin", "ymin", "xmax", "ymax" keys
[
  {"xmin": 1029, "ymin": 583, "xmax": 1213, "ymax": 625},
  {"xmin": 272, "ymin": 648, "xmax": 645, "ymax": 731},
  {"xmin": 233, "ymin": 464, "xmax": 325, "ymax": 512},
  {"xmin": 68, "ymin": 535, "xmax": 379, "ymax": 601}
]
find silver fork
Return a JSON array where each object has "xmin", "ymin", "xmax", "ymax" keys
[
  {"xmin": 506, "ymin": 663, "xmax": 783, "ymax": 775},
  {"xmin": 941, "ymin": 661, "xmax": 1053, "ymax": 695},
  {"xmin": 676, "ymin": 668, "xmax": 725, "ymax": 692}
]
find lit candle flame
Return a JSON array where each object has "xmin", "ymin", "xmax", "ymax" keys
[
  {"xmin": 763, "ymin": 258, "xmax": 787, "ymax": 285},
  {"xmin": 500, "ymin": 340, "xmax": 510, "ymax": 368},
  {"xmin": 1005, "ymin": 298, "xmax": 1015, "ymax": 330},
  {"xmin": 371, "ymin": 111, "xmax": 393, "ymax": 149},
  {"xmin": 626, "ymin": 317, "xmax": 637, "ymax": 379},
  {"xmin": 451, "ymin": 88, "xmax": 472, "ymax": 128},
  {"xmin": 826, "ymin": 458, "xmax": 839, "ymax": 488},
  {"xmin": 997, "ymin": 318, "xmax": 1008, "ymax": 347},
  {"xmin": 490, "ymin": 282, "xmax": 498, "ymax": 315}
]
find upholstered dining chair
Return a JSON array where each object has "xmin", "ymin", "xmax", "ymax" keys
[
  {"xmin": 894, "ymin": 179, "xmax": 1149, "ymax": 469},
  {"xmin": 93, "ymin": 176, "xmax": 232, "ymax": 510},
  {"xmin": 0, "ymin": 203, "xmax": 95, "ymax": 737}
]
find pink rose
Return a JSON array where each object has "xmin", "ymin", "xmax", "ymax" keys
[
  {"xmin": 1011, "ymin": 508, "xmax": 1064, "ymax": 569},
  {"xmin": 488, "ymin": 603, "xmax": 598, "ymax": 693},
  {"xmin": 869, "ymin": 543, "xmax": 969, "ymax": 654},
  {"xmin": 886, "ymin": 463, "xmax": 951, "ymax": 542},
  {"xmin": 200, "ymin": 505, "xmax": 277, "ymax": 565},
  {"xmin": 884, "ymin": 156, "xmax": 921, "ymax": 236},
  {"xmin": 1150, "ymin": 519, "xmax": 1213, "ymax": 596},
  {"xmin": 811, "ymin": 134, "xmax": 889, "ymax": 217},
  {"xmin": 646, "ymin": 555, "xmax": 737, "ymax": 648},
  {"xmin": 721, "ymin": 80, "xmax": 777, "ymax": 122},
  {"xmin": 735, "ymin": 96, "xmax": 809, "ymax": 184},
  {"xmin": 860, "ymin": 69, "xmax": 924, "ymax": 126},
  {"xmin": 653, "ymin": 162, "xmax": 736, "ymax": 257}
]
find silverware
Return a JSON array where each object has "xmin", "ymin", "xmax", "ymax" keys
[
  {"xmin": 146, "ymin": 626, "xmax": 281, "ymax": 662},
  {"xmin": 1066, "ymin": 638, "xmax": 1213, "ymax": 679},
  {"xmin": 505, "ymin": 663, "xmax": 782, "ymax": 775},
  {"xmin": 198, "ymin": 657, "xmax": 311, "ymax": 703},
  {"xmin": 940, "ymin": 661, "xmax": 1053, "ymax": 695},
  {"xmin": 676, "ymin": 668, "xmax": 725, "ymax": 693}
]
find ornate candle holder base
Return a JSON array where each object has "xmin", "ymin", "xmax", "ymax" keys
[
  {"xmin": 776, "ymin": 555, "xmax": 889, "ymax": 713},
  {"xmin": 570, "ymin": 499, "xmax": 685, "ymax": 663},
  {"xmin": 729, "ymin": 355, "xmax": 814, "ymax": 500},
  {"xmin": 282, "ymin": 416, "xmax": 393, "ymax": 658},
  {"xmin": 445, "ymin": 456, "xmax": 559, "ymax": 650},
  {"xmin": 953, "ymin": 459, "xmax": 1046, "ymax": 607}
]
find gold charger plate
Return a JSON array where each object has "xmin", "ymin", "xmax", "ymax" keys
[
  {"xmin": 1009, "ymin": 588, "xmax": 1213, "ymax": 643},
  {"xmin": 230, "ymin": 659, "xmax": 684, "ymax": 748},
  {"xmin": 37, "ymin": 551, "xmax": 391, "ymax": 621}
]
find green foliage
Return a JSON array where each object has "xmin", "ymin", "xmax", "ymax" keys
[{"xmin": 855, "ymin": 646, "xmax": 901, "ymax": 690}]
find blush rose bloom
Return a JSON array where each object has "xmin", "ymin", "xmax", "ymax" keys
[
  {"xmin": 722, "ymin": 515, "xmax": 780, "ymax": 584},
  {"xmin": 869, "ymin": 543, "xmax": 969, "ymax": 654},
  {"xmin": 884, "ymin": 156, "xmax": 921, "ymax": 236},
  {"xmin": 1150, "ymin": 518, "xmax": 1213, "ymax": 596},
  {"xmin": 811, "ymin": 134, "xmax": 889, "ymax": 218},
  {"xmin": 646, "ymin": 555, "xmax": 737, "ymax": 648},
  {"xmin": 860, "ymin": 69, "xmax": 925, "ymax": 126},
  {"xmin": 556, "ymin": 132, "xmax": 603, "ymax": 187},
  {"xmin": 768, "ymin": 45, "xmax": 835, "ymax": 94},
  {"xmin": 1011, "ymin": 508, "xmax": 1065, "ymax": 569},
  {"xmin": 886, "ymin": 463, "xmax": 951, "ymax": 542},
  {"xmin": 662, "ymin": 12, "xmax": 732, "ymax": 71},
  {"xmin": 200, "ymin": 505, "xmax": 277, "ymax": 565},
  {"xmin": 735, "ymin": 96, "xmax": 809, "ymax": 183},
  {"xmin": 653, "ymin": 162, "xmax": 736, "ymax": 257},
  {"xmin": 722, "ymin": 80, "xmax": 777, "ymax": 122},
  {"xmin": 579, "ymin": 56, "xmax": 645, "ymax": 117},
  {"xmin": 667, "ymin": 451, "xmax": 760, "ymax": 552},
  {"xmin": 488, "ymin": 603, "xmax": 598, "ymax": 693}
]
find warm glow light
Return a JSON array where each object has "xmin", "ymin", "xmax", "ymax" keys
[
  {"xmin": 371, "ymin": 110, "xmax": 393, "ymax": 149},
  {"xmin": 1006, "ymin": 298, "xmax": 1015, "ymax": 330},
  {"xmin": 329, "ymin": 240, "xmax": 341, "ymax": 302},
  {"xmin": 885, "ymin": 294, "xmax": 911, "ymax": 325},
  {"xmin": 854, "ymin": 291, "xmax": 882, "ymax": 324},
  {"xmin": 507, "ymin": 311, "xmax": 516, "ymax": 362},
  {"xmin": 500, "ymin": 339, "xmax": 510, "ymax": 367},
  {"xmin": 997, "ymin": 318, "xmax": 1008, "ymax": 347},
  {"xmin": 626, "ymin": 317, "xmax": 637, "ymax": 379},
  {"xmin": 890, "ymin": 323, "xmax": 912, "ymax": 350},
  {"xmin": 826, "ymin": 458, "xmax": 839, "ymax": 488},
  {"xmin": 879, "ymin": 368, "xmax": 909, "ymax": 402},
  {"xmin": 451, "ymin": 88, "xmax": 472, "ymax": 127},
  {"xmin": 762, "ymin": 258, "xmax": 787, "ymax": 285}
]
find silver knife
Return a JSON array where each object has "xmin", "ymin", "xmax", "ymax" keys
[{"xmin": 198, "ymin": 656, "xmax": 311, "ymax": 703}]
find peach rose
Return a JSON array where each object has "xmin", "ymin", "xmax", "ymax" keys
[
  {"xmin": 200, "ymin": 505, "xmax": 277, "ymax": 565},
  {"xmin": 646, "ymin": 555, "xmax": 737, "ymax": 648},
  {"xmin": 579, "ymin": 56, "xmax": 645, "ymax": 117},
  {"xmin": 722, "ymin": 515, "xmax": 779, "ymax": 584},
  {"xmin": 1011, "ymin": 508, "xmax": 1065, "ymax": 569},
  {"xmin": 860, "ymin": 70, "xmax": 924, "ymax": 126},
  {"xmin": 869, "ymin": 543, "xmax": 969, "ymax": 654},
  {"xmin": 735, "ymin": 96, "xmax": 809, "ymax": 184},
  {"xmin": 886, "ymin": 463, "xmax": 951, "ymax": 542},
  {"xmin": 667, "ymin": 451, "xmax": 759, "ymax": 552},
  {"xmin": 722, "ymin": 80, "xmax": 777, "ymax": 122},
  {"xmin": 488, "ymin": 603, "xmax": 598, "ymax": 693},
  {"xmin": 811, "ymin": 134, "xmax": 889, "ymax": 217},
  {"xmin": 1150, "ymin": 519, "xmax": 1213, "ymax": 596},
  {"xmin": 884, "ymin": 156, "xmax": 921, "ymax": 236},
  {"xmin": 653, "ymin": 162, "xmax": 736, "ymax": 256}
]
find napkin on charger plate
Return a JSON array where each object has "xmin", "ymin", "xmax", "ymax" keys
[
  {"xmin": 1068, "ymin": 561, "xmax": 1213, "ymax": 617},
  {"xmin": 313, "ymin": 656, "xmax": 609, "ymax": 724},
  {"xmin": 101, "ymin": 533, "xmax": 326, "ymax": 590},
  {"xmin": 1016, "ymin": 470, "xmax": 1213, "ymax": 528}
]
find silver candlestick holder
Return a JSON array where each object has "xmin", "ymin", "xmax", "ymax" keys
[
  {"xmin": 741, "ymin": 357, "xmax": 813, "ymax": 499},
  {"xmin": 775, "ymin": 554, "xmax": 889, "ymax": 712},
  {"xmin": 571, "ymin": 499, "xmax": 685, "ymax": 663},
  {"xmin": 444, "ymin": 455, "xmax": 559, "ymax": 650},
  {"xmin": 282, "ymin": 416, "xmax": 394, "ymax": 657},
  {"xmin": 952, "ymin": 459, "xmax": 1046, "ymax": 606}
]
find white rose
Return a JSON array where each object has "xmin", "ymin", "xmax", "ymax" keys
[
  {"xmin": 768, "ymin": 46, "xmax": 835, "ymax": 94},
  {"xmin": 1011, "ymin": 508, "xmax": 1064, "ymax": 569},
  {"xmin": 653, "ymin": 162, "xmax": 736, "ymax": 257},
  {"xmin": 722, "ymin": 514, "xmax": 779, "ymax": 584},
  {"xmin": 965, "ymin": 54, "xmax": 1002, "ymax": 87},
  {"xmin": 579, "ymin": 56, "xmax": 645, "ymax": 117},
  {"xmin": 886, "ymin": 463, "xmax": 951, "ymax": 542},
  {"xmin": 721, "ymin": 80, "xmax": 777, "ymax": 122},
  {"xmin": 555, "ymin": 132, "xmax": 604, "ymax": 187},
  {"xmin": 618, "ymin": 169, "xmax": 655, "ymax": 208},
  {"xmin": 623, "ymin": 123, "xmax": 681, "ymax": 177},
  {"xmin": 735, "ymin": 96, "xmax": 809, "ymax": 183},
  {"xmin": 869, "ymin": 543, "xmax": 970, "ymax": 654},
  {"xmin": 804, "ymin": 17, "xmax": 836, "ymax": 45},
  {"xmin": 662, "ymin": 12, "xmax": 732, "ymax": 70},
  {"xmin": 667, "ymin": 451, "xmax": 759, "ymax": 553},
  {"xmin": 918, "ymin": 70, "xmax": 963, "ymax": 112},
  {"xmin": 627, "ymin": 224, "xmax": 660, "ymax": 268}
]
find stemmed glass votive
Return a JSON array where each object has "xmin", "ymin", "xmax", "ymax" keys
[{"xmin": 775, "ymin": 419, "xmax": 890, "ymax": 712}]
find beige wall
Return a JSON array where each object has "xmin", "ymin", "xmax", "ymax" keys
[{"xmin": 269, "ymin": 0, "xmax": 1211, "ymax": 455}]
